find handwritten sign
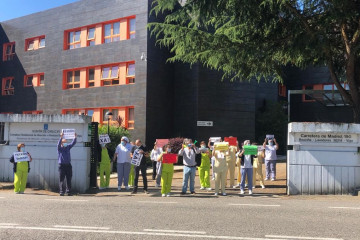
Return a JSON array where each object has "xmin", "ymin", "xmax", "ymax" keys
[
  {"xmin": 266, "ymin": 134, "xmax": 274, "ymax": 140},
  {"xmin": 62, "ymin": 129, "xmax": 76, "ymax": 139},
  {"xmin": 214, "ymin": 142, "xmax": 229, "ymax": 151},
  {"xmin": 162, "ymin": 153, "xmax": 177, "ymax": 164},
  {"xmin": 131, "ymin": 149, "xmax": 143, "ymax": 166},
  {"xmin": 156, "ymin": 139, "xmax": 169, "ymax": 148},
  {"xmin": 13, "ymin": 152, "xmax": 30, "ymax": 162},
  {"xmin": 99, "ymin": 134, "xmax": 111, "ymax": 144},
  {"xmin": 244, "ymin": 145, "xmax": 258, "ymax": 155},
  {"xmin": 224, "ymin": 137, "xmax": 237, "ymax": 146},
  {"xmin": 209, "ymin": 137, "xmax": 221, "ymax": 147}
]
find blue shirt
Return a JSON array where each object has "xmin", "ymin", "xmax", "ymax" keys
[{"xmin": 57, "ymin": 137, "xmax": 77, "ymax": 164}]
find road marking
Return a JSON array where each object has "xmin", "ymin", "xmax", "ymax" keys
[
  {"xmin": 54, "ymin": 225, "xmax": 110, "ymax": 230},
  {"xmin": 137, "ymin": 201, "xmax": 178, "ymax": 204},
  {"xmin": 329, "ymin": 207, "xmax": 360, "ymax": 210},
  {"xmin": 44, "ymin": 199, "xmax": 88, "ymax": 202},
  {"xmin": 229, "ymin": 204, "xmax": 280, "ymax": 207},
  {"xmin": 0, "ymin": 225, "xmax": 284, "ymax": 239},
  {"xmin": 144, "ymin": 229, "xmax": 206, "ymax": 234},
  {"xmin": 0, "ymin": 223, "xmax": 19, "ymax": 226},
  {"xmin": 266, "ymin": 235, "xmax": 343, "ymax": 240}
]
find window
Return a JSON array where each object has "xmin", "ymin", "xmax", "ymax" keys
[
  {"xmin": 101, "ymin": 65, "xmax": 119, "ymax": 85},
  {"xmin": 3, "ymin": 42, "xmax": 15, "ymax": 61},
  {"xmin": 278, "ymin": 84, "xmax": 286, "ymax": 97},
  {"xmin": 128, "ymin": 107, "xmax": 134, "ymax": 129},
  {"xmin": 88, "ymin": 68, "xmax": 95, "ymax": 87},
  {"xmin": 66, "ymin": 70, "xmax": 80, "ymax": 89},
  {"xmin": 65, "ymin": 110, "xmax": 80, "ymax": 115},
  {"xmin": 25, "ymin": 36, "xmax": 45, "ymax": 51},
  {"xmin": 126, "ymin": 63, "xmax": 135, "ymax": 84},
  {"xmin": 23, "ymin": 110, "xmax": 43, "ymax": 114},
  {"xmin": 129, "ymin": 18, "xmax": 136, "ymax": 39},
  {"xmin": 0, "ymin": 122, "xmax": 5, "ymax": 144},
  {"xmin": 104, "ymin": 21, "xmax": 120, "ymax": 43},
  {"xmin": 68, "ymin": 30, "xmax": 81, "ymax": 49},
  {"xmin": 302, "ymin": 85, "xmax": 314, "ymax": 102},
  {"xmin": 24, "ymin": 73, "xmax": 44, "ymax": 87},
  {"xmin": 2, "ymin": 77, "xmax": 14, "ymax": 96},
  {"xmin": 87, "ymin": 27, "xmax": 96, "ymax": 46}
]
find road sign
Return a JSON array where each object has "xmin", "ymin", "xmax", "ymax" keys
[{"xmin": 197, "ymin": 121, "xmax": 213, "ymax": 127}]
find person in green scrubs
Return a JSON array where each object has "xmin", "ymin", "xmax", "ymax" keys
[
  {"xmin": 99, "ymin": 143, "xmax": 111, "ymax": 190},
  {"xmin": 9, "ymin": 143, "xmax": 32, "ymax": 194},
  {"xmin": 157, "ymin": 144, "xmax": 177, "ymax": 197}
]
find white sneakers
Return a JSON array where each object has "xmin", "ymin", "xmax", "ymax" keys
[
  {"xmin": 166, "ymin": 193, "xmax": 171, "ymax": 197},
  {"xmin": 155, "ymin": 184, "xmax": 161, "ymax": 188},
  {"xmin": 125, "ymin": 186, "xmax": 130, "ymax": 190},
  {"xmin": 214, "ymin": 193, "xmax": 218, "ymax": 196},
  {"xmin": 162, "ymin": 194, "xmax": 166, "ymax": 197},
  {"xmin": 249, "ymin": 190, "xmax": 253, "ymax": 195},
  {"xmin": 271, "ymin": 178, "xmax": 275, "ymax": 181},
  {"xmin": 206, "ymin": 188, "xmax": 212, "ymax": 191},
  {"xmin": 261, "ymin": 185, "xmax": 266, "ymax": 189},
  {"xmin": 264, "ymin": 178, "xmax": 269, "ymax": 181},
  {"xmin": 200, "ymin": 187, "xmax": 205, "ymax": 190},
  {"xmin": 222, "ymin": 193, "xmax": 227, "ymax": 196},
  {"xmin": 233, "ymin": 184, "xmax": 239, "ymax": 189},
  {"xmin": 240, "ymin": 190, "xmax": 244, "ymax": 194}
]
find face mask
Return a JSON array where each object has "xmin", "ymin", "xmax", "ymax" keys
[
  {"xmin": 200, "ymin": 145, "xmax": 206, "ymax": 148},
  {"xmin": 269, "ymin": 142, "xmax": 274, "ymax": 146},
  {"xmin": 63, "ymin": 143, "xmax": 68, "ymax": 147},
  {"xmin": 20, "ymin": 147, "xmax": 25, "ymax": 152},
  {"xmin": 187, "ymin": 144, "xmax": 192, "ymax": 148},
  {"xmin": 121, "ymin": 141, "xmax": 126, "ymax": 146},
  {"xmin": 101, "ymin": 144, "xmax": 106, "ymax": 148},
  {"xmin": 167, "ymin": 148, "xmax": 172, "ymax": 153},
  {"xmin": 247, "ymin": 143, "xmax": 250, "ymax": 146}
]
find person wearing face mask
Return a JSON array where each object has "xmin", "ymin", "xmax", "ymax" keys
[
  {"xmin": 151, "ymin": 141, "xmax": 163, "ymax": 188},
  {"xmin": 212, "ymin": 146, "xmax": 228, "ymax": 196},
  {"xmin": 225, "ymin": 139, "xmax": 238, "ymax": 188},
  {"xmin": 57, "ymin": 132, "xmax": 77, "ymax": 196},
  {"xmin": 9, "ymin": 143, "xmax": 32, "ymax": 194},
  {"xmin": 113, "ymin": 136, "xmax": 132, "ymax": 191},
  {"xmin": 131, "ymin": 139, "xmax": 149, "ymax": 194},
  {"xmin": 198, "ymin": 141, "xmax": 211, "ymax": 190},
  {"xmin": 263, "ymin": 137, "xmax": 279, "ymax": 181},
  {"xmin": 98, "ymin": 143, "xmax": 111, "ymax": 190},
  {"xmin": 178, "ymin": 139, "xmax": 200, "ymax": 195},
  {"xmin": 157, "ymin": 144, "xmax": 177, "ymax": 197},
  {"xmin": 128, "ymin": 141, "xmax": 136, "ymax": 187},
  {"xmin": 238, "ymin": 140, "xmax": 255, "ymax": 195}
]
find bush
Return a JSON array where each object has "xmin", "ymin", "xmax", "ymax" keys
[{"xmin": 98, "ymin": 125, "xmax": 131, "ymax": 159}]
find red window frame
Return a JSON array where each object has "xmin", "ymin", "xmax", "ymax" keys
[
  {"xmin": 23, "ymin": 110, "xmax": 43, "ymax": 114},
  {"xmin": 126, "ymin": 62, "xmax": 135, "ymax": 84},
  {"xmin": 66, "ymin": 29, "xmax": 82, "ymax": 50},
  {"xmin": 278, "ymin": 84, "xmax": 286, "ymax": 97},
  {"xmin": 24, "ymin": 73, "xmax": 44, "ymax": 87},
  {"xmin": 25, "ymin": 35, "xmax": 45, "ymax": 51},
  {"xmin": 101, "ymin": 64, "xmax": 120, "ymax": 86},
  {"xmin": 2, "ymin": 77, "xmax": 15, "ymax": 96},
  {"xmin": 65, "ymin": 70, "xmax": 81, "ymax": 89},
  {"xmin": 103, "ymin": 21, "xmax": 121, "ymax": 43},
  {"xmin": 3, "ymin": 42, "xmax": 15, "ymax": 61},
  {"xmin": 128, "ymin": 17, "xmax": 136, "ymax": 39},
  {"xmin": 87, "ymin": 26, "xmax": 96, "ymax": 46}
]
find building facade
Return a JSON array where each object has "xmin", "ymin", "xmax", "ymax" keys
[{"xmin": 0, "ymin": 0, "xmax": 279, "ymax": 146}]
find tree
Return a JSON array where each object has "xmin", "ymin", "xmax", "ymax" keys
[{"xmin": 149, "ymin": 0, "xmax": 360, "ymax": 122}]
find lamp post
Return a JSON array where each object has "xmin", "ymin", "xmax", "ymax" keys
[{"xmin": 105, "ymin": 111, "xmax": 113, "ymax": 135}]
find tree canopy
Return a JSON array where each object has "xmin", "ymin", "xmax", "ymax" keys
[{"xmin": 149, "ymin": 0, "xmax": 360, "ymax": 122}]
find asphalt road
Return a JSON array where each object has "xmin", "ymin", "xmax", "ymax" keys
[{"xmin": 0, "ymin": 190, "xmax": 359, "ymax": 240}]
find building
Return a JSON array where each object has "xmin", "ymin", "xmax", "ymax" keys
[{"xmin": 0, "ymin": 0, "xmax": 279, "ymax": 146}]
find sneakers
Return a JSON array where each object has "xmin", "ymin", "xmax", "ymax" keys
[
  {"xmin": 253, "ymin": 186, "xmax": 256, "ymax": 189},
  {"xmin": 249, "ymin": 190, "xmax": 253, "ymax": 195},
  {"xmin": 131, "ymin": 191, "xmax": 137, "ymax": 194},
  {"xmin": 166, "ymin": 193, "xmax": 171, "ymax": 197},
  {"xmin": 222, "ymin": 193, "xmax": 227, "ymax": 196},
  {"xmin": 214, "ymin": 193, "xmax": 218, "ymax": 196},
  {"xmin": 99, "ymin": 187, "xmax": 106, "ymax": 190},
  {"xmin": 240, "ymin": 190, "xmax": 244, "ymax": 194},
  {"xmin": 271, "ymin": 178, "xmax": 275, "ymax": 181},
  {"xmin": 162, "ymin": 194, "xmax": 166, "ymax": 197},
  {"xmin": 245, "ymin": 184, "xmax": 248, "ymax": 188},
  {"xmin": 59, "ymin": 193, "xmax": 64, "ymax": 196},
  {"xmin": 211, "ymin": 177, "xmax": 215, "ymax": 181},
  {"xmin": 206, "ymin": 188, "xmax": 212, "ymax": 191},
  {"xmin": 125, "ymin": 186, "xmax": 131, "ymax": 190},
  {"xmin": 200, "ymin": 187, "xmax": 205, "ymax": 190},
  {"xmin": 191, "ymin": 191, "xmax": 196, "ymax": 195},
  {"xmin": 264, "ymin": 178, "xmax": 269, "ymax": 181},
  {"xmin": 233, "ymin": 184, "xmax": 239, "ymax": 189},
  {"xmin": 155, "ymin": 184, "xmax": 161, "ymax": 188},
  {"xmin": 118, "ymin": 186, "xmax": 121, "ymax": 191},
  {"xmin": 144, "ymin": 190, "xmax": 149, "ymax": 194},
  {"xmin": 180, "ymin": 192, "xmax": 186, "ymax": 195},
  {"xmin": 261, "ymin": 185, "xmax": 265, "ymax": 189}
]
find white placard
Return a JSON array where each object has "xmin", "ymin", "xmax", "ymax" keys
[
  {"xmin": 266, "ymin": 134, "xmax": 274, "ymax": 140},
  {"xmin": 13, "ymin": 152, "xmax": 30, "ymax": 162},
  {"xmin": 99, "ymin": 134, "xmax": 111, "ymax": 144},
  {"xmin": 62, "ymin": 129, "xmax": 76, "ymax": 139},
  {"xmin": 197, "ymin": 121, "xmax": 213, "ymax": 127},
  {"xmin": 131, "ymin": 149, "xmax": 143, "ymax": 166}
]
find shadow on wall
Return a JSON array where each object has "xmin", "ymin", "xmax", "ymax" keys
[{"xmin": 0, "ymin": 24, "xmax": 37, "ymax": 113}]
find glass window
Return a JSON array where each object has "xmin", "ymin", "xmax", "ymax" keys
[
  {"xmin": 74, "ymin": 70, "xmax": 80, "ymax": 82},
  {"xmin": 104, "ymin": 24, "xmax": 111, "ymax": 37},
  {"xmin": 113, "ymin": 22, "xmax": 120, "ymax": 35},
  {"xmin": 40, "ymin": 75, "xmax": 44, "ymax": 85},
  {"xmin": 323, "ymin": 84, "xmax": 332, "ymax": 90},
  {"xmin": 3, "ymin": 42, "xmax": 15, "ymax": 61},
  {"xmin": 39, "ymin": 38, "xmax": 45, "ymax": 48},
  {"xmin": 104, "ymin": 22, "xmax": 121, "ymax": 43},
  {"xmin": 68, "ymin": 30, "xmax": 81, "ymax": 49},
  {"xmin": 67, "ymin": 72, "xmax": 73, "ymax": 83},
  {"xmin": 110, "ymin": 66, "xmax": 119, "ymax": 78},
  {"xmin": 66, "ymin": 70, "xmax": 80, "ymax": 89},
  {"xmin": 87, "ymin": 110, "xmax": 94, "ymax": 117},
  {"xmin": 87, "ymin": 28, "xmax": 95, "ymax": 46},
  {"xmin": 128, "ymin": 108, "xmax": 134, "ymax": 129},
  {"xmin": 129, "ymin": 18, "xmax": 136, "ymax": 39},
  {"xmin": 102, "ymin": 67, "xmax": 110, "ymax": 79},
  {"xmin": 88, "ymin": 68, "xmax": 95, "ymax": 87},
  {"xmin": 2, "ymin": 77, "xmax": 14, "ymax": 95},
  {"xmin": 27, "ymin": 40, "xmax": 35, "ymax": 50},
  {"xmin": 26, "ymin": 76, "xmax": 33, "ymax": 86},
  {"xmin": 127, "ymin": 64, "xmax": 135, "ymax": 76}
]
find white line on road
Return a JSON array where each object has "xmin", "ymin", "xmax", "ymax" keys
[
  {"xmin": 328, "ymin": 207, "xmax": 360, "ymax": 210},
  {"xmin": 44, "ymin": 199, "xmax": 88, "ymax": 202},
  {"xmin": 0, "ymin": 225, "xmax": 285, "ymax": 239},
  {"xmin": 53, "ymin": 225, "xmax": 110, "ymax": 230},
  {"xmin": 137, "ymin": 201, "xmax": 178, "ymax": 204},
  {"xmin": 266, "ymin": 235, "xmax": 343, "ymax": 240},
  {"xmin": 0, "ymin": 223, "xmax": 19, "ymax": 226},
  {"xmin": 144, "ymin": 229, "xmax": 206, "ymax": 234},
  {"xmin": 229, "ymin": 204, "xmax": 280, "ymax": 207}
]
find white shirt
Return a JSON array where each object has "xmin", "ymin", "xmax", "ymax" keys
[
  {"xmin": 265, "ymin": 145, "xmax": 277, "ymax": 161},
  {"xmin": 150, "ymin": 148, "xmax": 163, "ymax": 161},
  {"xmin": 115, "ymin": 143, "xmax": 132, "ymax": 163}
]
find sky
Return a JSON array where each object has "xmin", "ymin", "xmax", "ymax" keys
[{"xmin": 0, "ymin": 0, "xmax": 79, "ymax": 22}]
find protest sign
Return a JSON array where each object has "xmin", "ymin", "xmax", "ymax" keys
[
  {"xmin": 266, "ymin": 134, "xmax": 274, "ymax": 140},
  {"xmin": 131, "ymin": 149, "xmax": 143, "ymax": 166},
  {"xmin": 162, "ymin": 153, "xmax": 177, "ymax": 164},
  {"xmin": 209, "ymin": 137, "xmax": 221, "ymax": 147},
  {"xmin": 62, "ymin": 129, "xmax": 76, "ymax": 139},
  {"xmin": 214, "ymin": 142, "xmax": 229, "ymax": 151},
  {"xmin": 99, "ymin": 134, "xmax": 111, "ymax": 144},
  {"xmin": 13, "ymin": 152, "xmax": 30, "ymax": 162},
  {"xmin": 156, "ymin": 139, "xmax": 169, "ymax": 148},
  {"xmin": 244, "ymin": 145, "xmax": 258, "ymax": 155},
  {"xmin": 224, "ymin": 137, "xmax": 237, "ymax": 146}
]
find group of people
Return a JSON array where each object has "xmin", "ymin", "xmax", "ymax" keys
[{"xmin": 9, "ymin": 133, "xmax": 279, "ymax": 197}]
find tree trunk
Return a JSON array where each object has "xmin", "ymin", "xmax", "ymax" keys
[{"xmin": 352, "ymin": 98, "xmax": 360, "ymax": 123}]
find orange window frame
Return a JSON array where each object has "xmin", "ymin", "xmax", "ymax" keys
[
  {"xmin": 87, "ymin": 68, "xmax": 95, "ymax": 87},
  {"xmin": 66, "ymin": 70, "xmax": 81, "ymax": 89},
  {"xmin": 126, "ymin": 62, "xmax": 135, "ymax": 84},
  {"xmin": 127, "ymin": 107, "xmax": 135, "ymax": 129},
  {"xmin": 103, "ymin": 21, "xmax": 120, "ymax": 43},
  {"xmin": 87, "ymin": 27, "xmax": 96, "ymax": 46},
  {"xmin": 128, "ymin": 18, "xmax": 136, "ymax": 39},
  {"xmin": 101, "ymin": 65, "xmax": 120, "ymax": 86},
  {"xmin": 24, "ymin": 73, "xmax": 44, "ymax": 87},
  {"xmin": 25, "ymin": 35, "xmax": 45, "ymax": 51},
  {"xmin": 3, "ymin": 42, "xmax": 15, "ymax": 61},
  {"xmin": 23, "ymin": 110, "xmax": 43, "ymax": 114},
  {"xmin": 67, "ymin": 29, "xmax": 81, "ymax": 49},
  {"xmin": 2, "ymin": 77, "xmax": 14, "ymax": 96}
]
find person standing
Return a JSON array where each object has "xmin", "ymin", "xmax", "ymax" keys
[
  {"xmin": 131, "ymin": 139, "xmax": 149, "ymax": 194},
  {"xmin": 226, "ymin": 141, "xmax": 238, "ymax": 188},
  {"xmin": 57, "ymin": 132, "xmax": 77, "ymax": 196},
  {"xmin": 113, "ymin": 136, "xmax": 132, "ymax": 191},
  {"xmin": 198, "ymin": 141, "xmax": 211, "ymax": 190},
  {"xmin": 213, "ymin": 148, "xmax": 228, "ymax": 196},
  {"xmin": 251, "ymin": 144, "xmax": 265, "ymax": 189},
  {"xmin": 128, "ymin": 141, "xmax": 136, "ymax": 187},
  {"xmin": 151, "ymin": 141, "xmax": 163, "ymax": 188},
  {"xmin": 157, "ymin": 144, "xmax": 177, "ymax": 197},
  {"xmin": 238, "ymin": 140, "xmax": 255, "ymax": 195},
  {"xmin": 178, "ymin": 139, "xmax": 199, "ymax": 195},
  {"xmin": 263, "ymin": 138, "xmax": 279, "ymax": 181},
  {"xmin": 9, "ymin": 143, "xmax": 32, "ymax": 194},
  {"xmin": 98, "ymin": 143, "xmax": 111, "ymax": 190}
]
